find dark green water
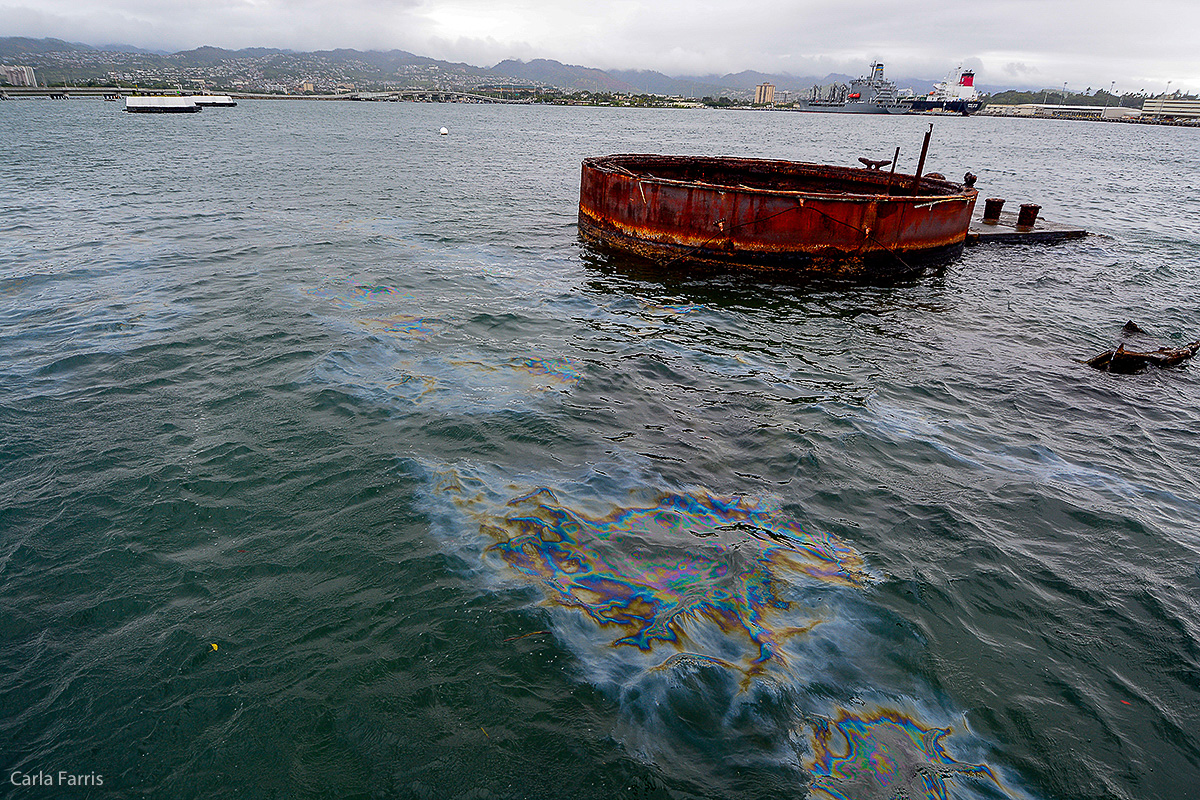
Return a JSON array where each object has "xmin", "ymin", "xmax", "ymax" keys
[{"xmin": 1, "ymin": 100, "xmax": 1198, "ymax": 800}]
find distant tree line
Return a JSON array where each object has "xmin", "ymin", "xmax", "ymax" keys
[{"xmin": 701, "ymin": 96, "xmax": 746, "ymax": 107}]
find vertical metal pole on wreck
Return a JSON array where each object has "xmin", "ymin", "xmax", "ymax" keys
[
  {"xmin": 910, "ymin": 123, "xmax": 933, "ymax": 195},
  {"xmin": 887, "ymin": 146, "xmax": 900, "ymax": 194}
]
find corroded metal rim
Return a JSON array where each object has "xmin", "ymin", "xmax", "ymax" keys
[
  {"xmin": 578, "ymin": 154, "xmax": 978, "ymax": 276},
  {"xmin": 583, "ymin": 153, "xmax": 971, "ymax": 200}
]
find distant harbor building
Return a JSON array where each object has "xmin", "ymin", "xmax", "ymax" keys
[
  {"xmin": 979, "ymin": 103, "xmax": 1141, "ymax": 120},
  {"xmin": 1141, "ymin": 98, "xmax": 1200, "ymax": 119},
  {"xmin": 755, "ymin": 82, "xmax": 775, "ymax": 105},
  {"xmin": 2, "ymin": 65, "xmax": 37, "ymax": 87}
]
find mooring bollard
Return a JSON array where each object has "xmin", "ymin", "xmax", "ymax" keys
[
  {"xmin": 1017, "ymin": 203, "xmax": 1041, "ymax": 229},
  {"xmin": 983, "ymin": 198, "xmax": 1005, "ymax": 224}
]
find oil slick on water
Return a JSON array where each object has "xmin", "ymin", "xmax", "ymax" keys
[
  {"xmin": 804, "ymin": 707, "xmax": 1011, "ymax": 800},
  {"xmin": 309, "ymin": 278, "xmax": 1029, "ymax": 798},
  {"xmin": 305, "ymin": 280, "xmax": 580, "ymax": 409},
  {"xmin": 424, "ymin": 462, "xmax": 1030, "ymax": 800},
  {"xmin": 309, "ymin": 280, "xmax": 1025, "ymax": 798},
  {"xmin": 441, "ymin": 473, "xmax": 869, "ymax": 677}
]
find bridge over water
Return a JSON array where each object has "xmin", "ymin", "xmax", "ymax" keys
[{"xmin": 1, "ymin": 87, "xmax": 531, "ymax": 104}]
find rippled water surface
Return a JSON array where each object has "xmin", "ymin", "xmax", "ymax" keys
[{"xmin": 2, "ymin": 100, "xmax": 1198, "ymax": 800}]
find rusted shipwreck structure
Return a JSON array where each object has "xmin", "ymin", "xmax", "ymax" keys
[
  {"xmin": 1085, "ymin": 323, "xmax": 1200, "ymax": 373},
  {"xmin": 578, "ymin": 153, "xmax": 978, "ymax": 279}
]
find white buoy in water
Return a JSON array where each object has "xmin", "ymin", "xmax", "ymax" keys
[{"xmin": 439, "ymin": 127, "xmax": 448, "ymax": 135}]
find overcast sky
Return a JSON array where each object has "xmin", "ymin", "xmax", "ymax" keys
[{"xmin": 4, "ymin": 0, "xmax": 1197, "ymax": 92}]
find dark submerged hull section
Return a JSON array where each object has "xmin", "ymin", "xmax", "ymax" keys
[{"xmin": 578, "ymin": 154, "xmax": 978, "ymax": 279}]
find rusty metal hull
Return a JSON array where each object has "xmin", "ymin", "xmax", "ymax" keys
[{"xmin": 578, "ymin": 154, "xmax": 978, "ymax": 278}]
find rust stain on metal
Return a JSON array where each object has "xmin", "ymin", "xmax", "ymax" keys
[{"xmin": 578, "ymin": 154, "xmax": 978, "ymax": 278}]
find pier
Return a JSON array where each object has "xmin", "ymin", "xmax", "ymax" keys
[{"xmin": 966, "ymin": 211, "xmax": 1087, "ymax": 245}]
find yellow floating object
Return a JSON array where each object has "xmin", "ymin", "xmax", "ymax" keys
[{"xmin": 210, "ymin": 643, "xmax": 219, "ymax": 651}]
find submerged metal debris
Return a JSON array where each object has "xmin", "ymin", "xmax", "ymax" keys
[{"xmin": 1085, "ymin": 322, "xmax": 1199, "ymax": 373}]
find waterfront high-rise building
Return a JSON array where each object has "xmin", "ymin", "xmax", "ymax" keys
[
  {"xmin": 2, "ymin": 66, "xmax": 37, "ymax": 87},
  {"xmin": 755, "ymin": 82, "xmax": 775, "ymax": 105}
]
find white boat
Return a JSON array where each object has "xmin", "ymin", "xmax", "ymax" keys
[
  {"xmin": 193, "ymin": 95, "xmax": 237, "ymax": 107},
  {"xmin": 124, "ymin": 96, "xmax": 200, "ymax": 113}
]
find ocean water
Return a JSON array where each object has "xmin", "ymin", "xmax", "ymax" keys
[{"xmin": 1, "ymin": 99, "xmax": 1198, "ymax": 800}]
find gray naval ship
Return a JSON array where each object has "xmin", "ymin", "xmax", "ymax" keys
[{"xmin": 794, "ymin": 62, "xmax": 906, "ymax": 114}]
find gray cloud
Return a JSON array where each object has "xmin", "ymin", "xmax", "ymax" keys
[{"xmin": 2, "ymin": 0, "xmax": 1197, "ymax": 91}]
